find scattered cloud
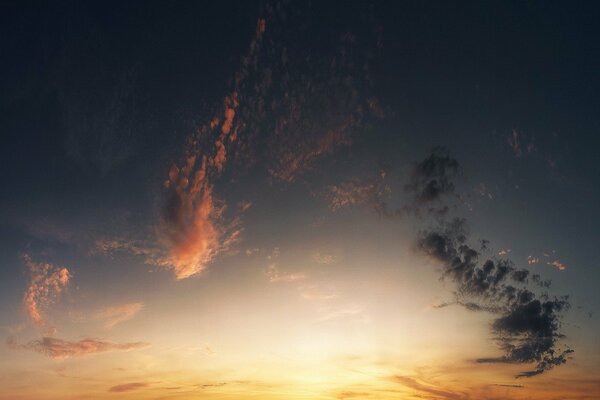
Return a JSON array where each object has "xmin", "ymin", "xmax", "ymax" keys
[
  {"xmin": 325, "ymin": 178, "xmax": 389, "ymax": 215},
  {"xmin": 7, "ymin": 336, "xmax": 149, "ymax": 360},
  {"xmin": 265, "ymin": 248, "xmax": 306, "ymax": 283},
  {"xmin": 311, "ymin": 252, "xmax": 339, "ymax": 265},
  {"xmin": 22, "ymin": 254, "xmax": 71, "ymax": 335}
]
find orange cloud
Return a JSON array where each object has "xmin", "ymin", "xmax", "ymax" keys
[
  {"xmin": 157, "ymin": 19, "xmax": 266, "ymax": 280},
  {"xmin": 95, "ymin": 302, "xmax": 144, "ymax": 329},
  {"xmin": 7, "ymin": 336, "xmax": 149, "ymax": 360},
  {"xmin": 547, "ymin": 260, "xmax": 567, "ymax": 271},
  {"xmin": 22, "ymin": 254, "xmax": 71, "ymax": 335}
]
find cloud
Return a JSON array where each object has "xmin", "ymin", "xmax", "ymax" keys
[
  {"xmin": 416, "ymin": 218, "xmax": 572, "ymax": 377},
  {"xmin": 298, "ymin": 284, "xmax": 339, "ymax": 301},
  {"xmin": 7, "ymin": 336, "xmax": 149, "ymax": 360},
  {"xmin": 95, "ymin": 302, "xmax": 144, "ymax": 329},
  {"xmin": 108, "ymin": 382, "xmax": 149, "ymax": 392},
  {"xmin": 311, "ymin": 252, "xmax": 339, "ymax": 265},
  {"xmin": 22, "ymin": 254, "xmax": 71, "ymax": 335},
  {"xmin": 527, "ymin": 255, "xmax": 540, "ymax": 265},
  {"xmin": 325, "ymin": 178, "xmax": 389, "ymax": 215},
  {"xmin": 405, "ymin": 147, "xmax": 460, "ymax": 206},
  {"xmin": 546, "ymin": 260, "xmax": 567, "ymax": 271},
  {"xmin": 393, "ymin": 376, "xmax": 467, "ymax": 400},
  {"xmin": 508, "ymin": 129, "xmax": 522, "ymax": 157},
  {"xmin": 265, "ymin": 248, "xmax": 306, "ymax": 283},
  {"xmin": 156, "ymin": 19, "xmax": 268, "ymax": 279}
]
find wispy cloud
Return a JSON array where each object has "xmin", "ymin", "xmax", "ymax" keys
[
  {"xmin": 108, "ymin": 382, "xmax": 149, "ymax": 392},
  {"xmin": 7, "ymin": 336, "xmax": 149, "ymax": 360},
  {"xmin": 298, "ymin": 284, "xmax": 339, "ymax": 301},
  {"xmin": 265, "ymin": 248, "xmax": 306, "ymax": 283},
  {"xmin": 22, "ymin": 254, "xmax": 71, "ymax": 335},
  {"xmin": 95, "ymin": 302, "xmax": 144, "ymax": 329},
  {"xmin": 393, "ymin": 375, "xmax": 467, "ymax": 400}
]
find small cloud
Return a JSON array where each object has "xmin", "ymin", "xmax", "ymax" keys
[
  {"xmin": 508, "ymin": 129, "xmax": 522, "ymax": 157},
  {"xmin": 527, "ymin": 255, "xmax": 539, "ymax": 265},
  {"xmin": 298, "ymin": 284, "xmax": 338, "ymax": 301},
  {"xmin": 109, "ymin": 382, "xmax": 149, "ymax": 393},
  {"xmin": 311, "ymin": 252, "xmax": 338, "ymax": 265},
  {"xmin": 547, "ymin": 260, "xmax": 567, "ymax": 271},
  {"xmin": 265, "ymin": 248, "xmax": 306, "ymax": 283}
]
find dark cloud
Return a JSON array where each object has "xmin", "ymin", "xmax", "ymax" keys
[
  {"xmin": 405, "ymin": 147, "xmax": 460, "ymax": 205},
  {"xmin": 417, "ymin": 217, "xmax": 572, "ymax": 377}
]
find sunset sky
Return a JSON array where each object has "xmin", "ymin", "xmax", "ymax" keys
[{"xmin": 1, "ymin": 1, "xmax": 599, "ymax": 399}]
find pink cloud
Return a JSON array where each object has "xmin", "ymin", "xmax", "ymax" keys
[{"xmin": 22, "ymin": 254, "xmax": 71, "ymax": 335}]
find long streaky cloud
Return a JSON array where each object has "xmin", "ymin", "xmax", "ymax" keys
[
  {"xmin": 22, "ymin": 254, "xmax": 71, "ymax": 335},
  {"xmin": 7, "ymin": 336, "xmax": 149, "ymax": 360}
]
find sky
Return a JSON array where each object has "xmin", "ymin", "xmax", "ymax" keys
[{"xmin": 1, "ymin": 1, "xmax": 599, "ymax": 399}]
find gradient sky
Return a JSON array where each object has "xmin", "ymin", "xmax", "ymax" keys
[{"xmin": 1, "ymin": 1, "xmax": 599, "ymax": 399}]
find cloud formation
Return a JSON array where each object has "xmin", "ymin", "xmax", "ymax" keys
[
  {"xmin": 417, "ymin": 218, "xmax": 572, "ymax": 377},
  {"xmin": 158, "ymin": 18, "xmax": 267, "ymax": 279},
  {"xmin": 7, "ymin": 336, "xmax": 149, "ymax": 360},
  {"xmin": 22, "ymin": 254, "xmax": 71, "ymax": 335}
]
